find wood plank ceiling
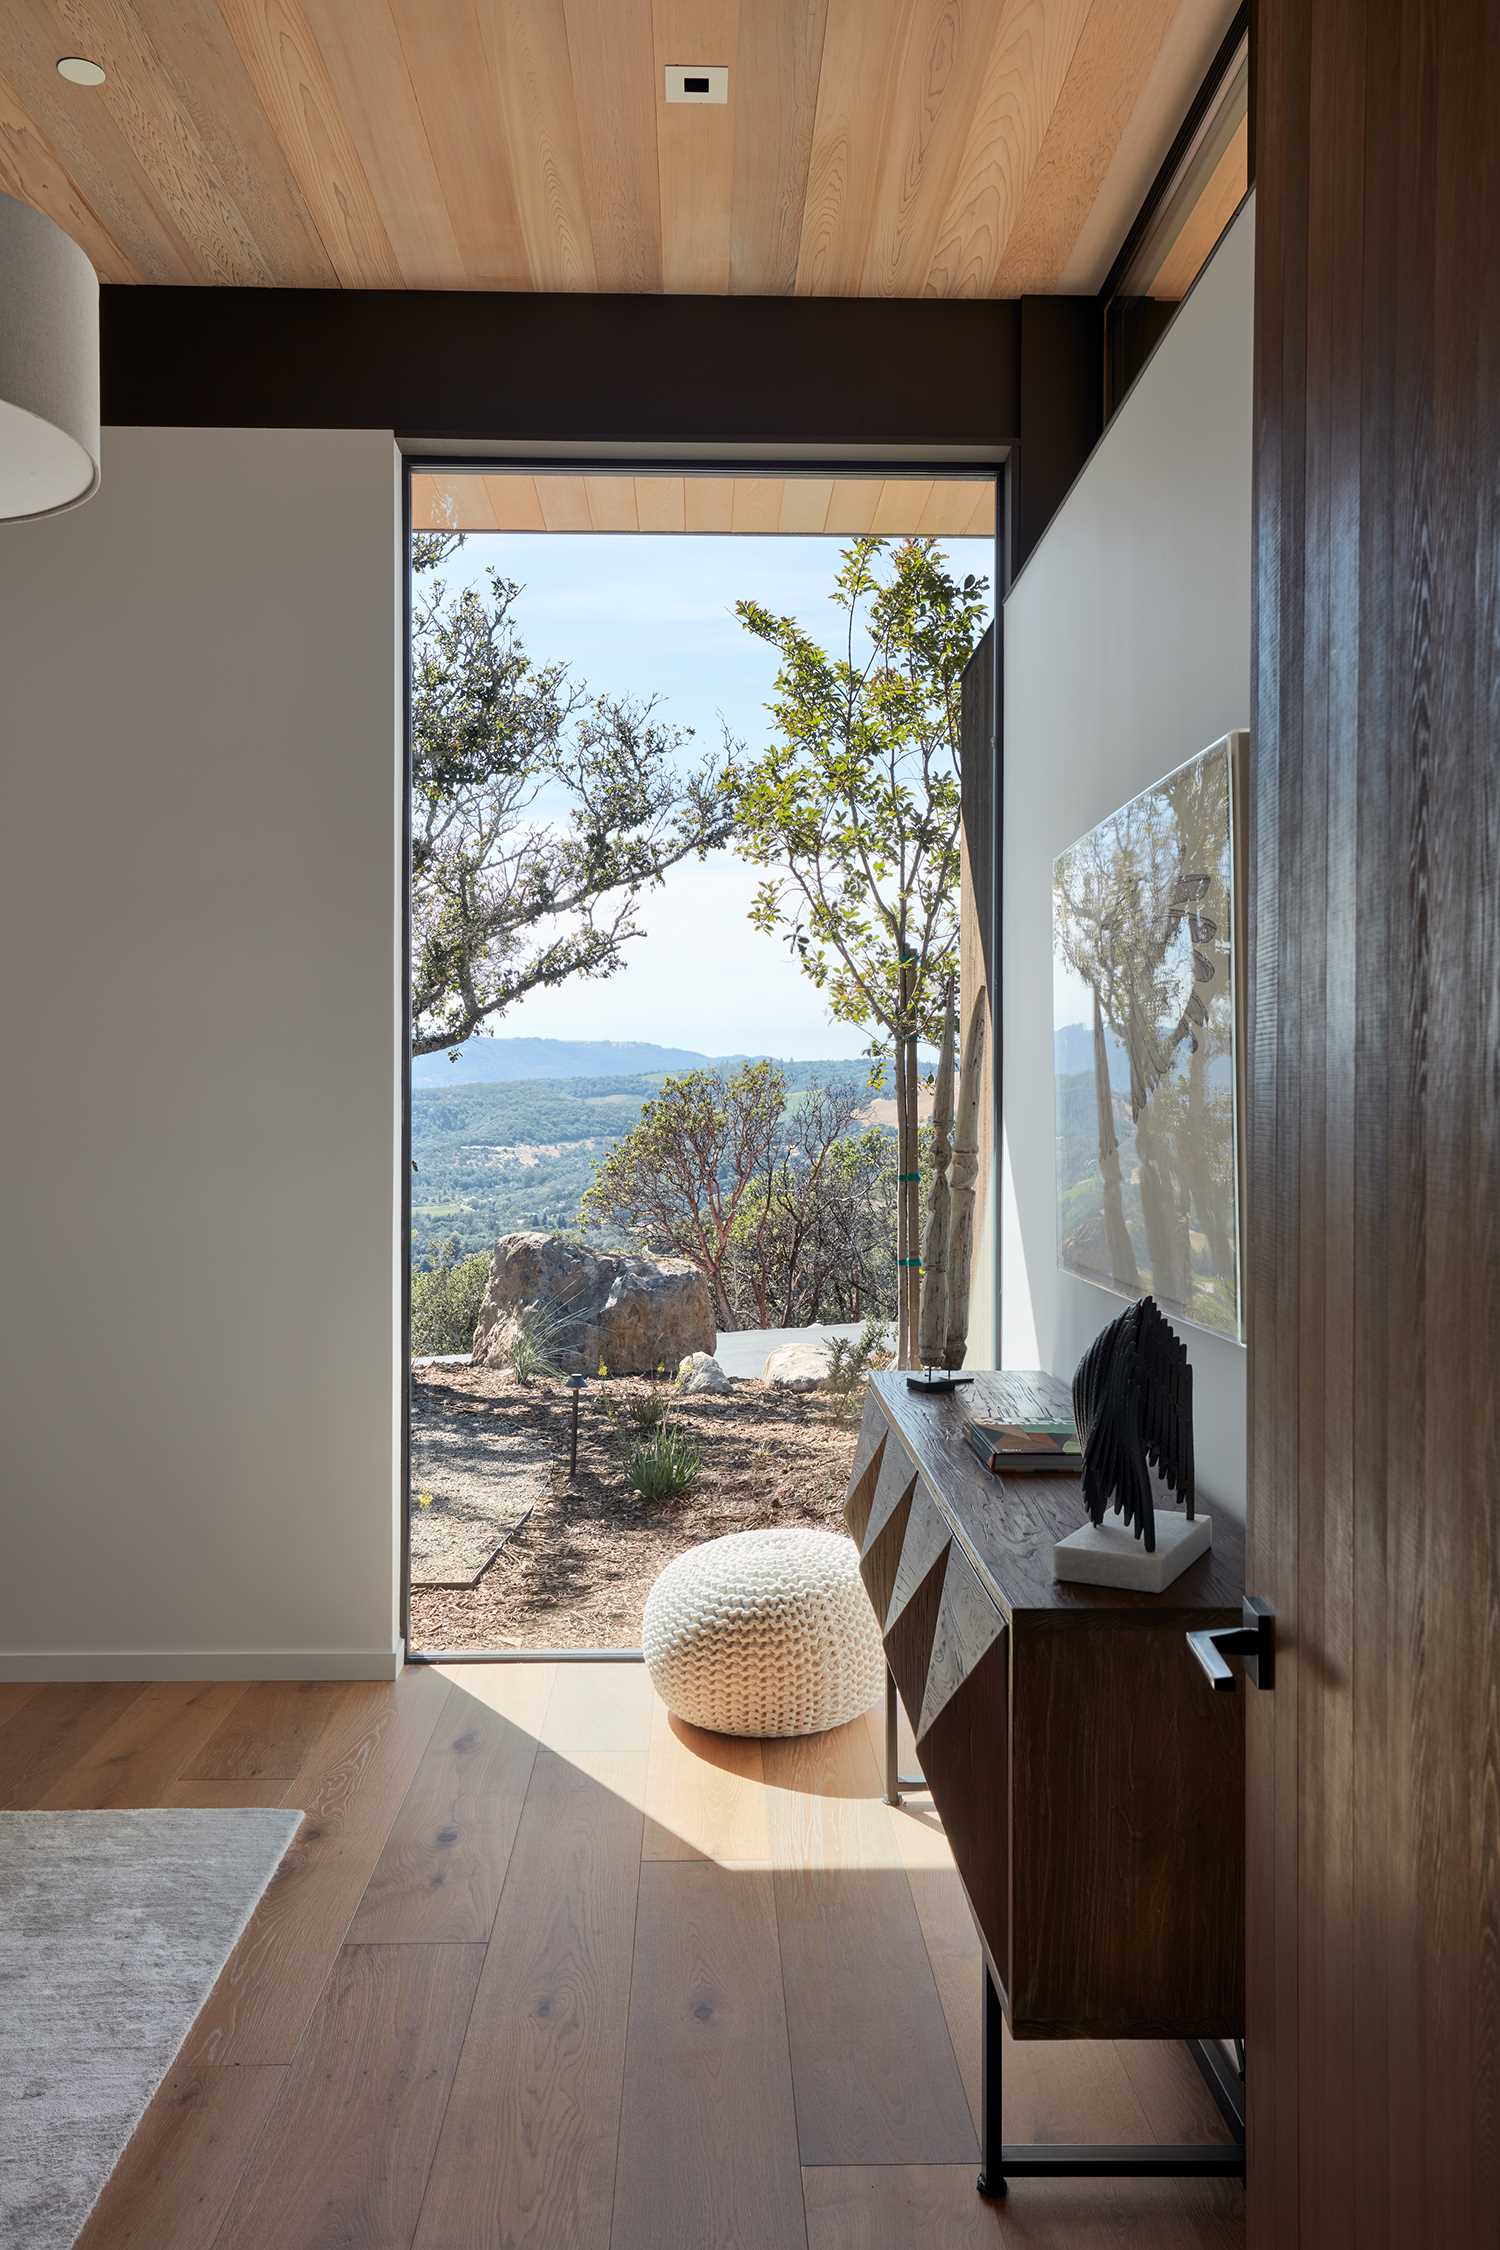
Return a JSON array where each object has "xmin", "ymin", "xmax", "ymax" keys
[
  {"xmin": 411, "ymin": 470, "xmax": 996, "ymax": 535},
  {"xmin": 0, "ymin": 0, "xmax": 1239, "ymax": 295}
]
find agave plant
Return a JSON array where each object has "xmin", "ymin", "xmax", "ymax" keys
[{"xmin": 626, "ymin": 1419, "xmax": 703, "ymax": 1501}]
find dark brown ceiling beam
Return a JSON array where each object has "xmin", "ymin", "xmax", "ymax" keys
[
  {"xmin": 1010, "ymin": 296, "xmax": 1105, "ymax": 576},
  {"xmin": 101, "ymin": 286, "xmax": 1025, "ymax": 455}
]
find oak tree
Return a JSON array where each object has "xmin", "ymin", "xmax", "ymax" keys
[{"xmin": 410, "ymin": 532, "xmax": 733, "ymax": 1056}]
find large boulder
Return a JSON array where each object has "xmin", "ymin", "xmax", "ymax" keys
[{"xmin": 472, "ymin": 1232, "xmax": 713, "ymax": 1378}]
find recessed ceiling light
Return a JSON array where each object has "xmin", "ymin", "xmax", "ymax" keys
[{"xmin": 56, "ymin": 56, "xmax": 107, "ymax": 87}]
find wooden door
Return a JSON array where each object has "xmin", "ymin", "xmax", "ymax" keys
[{"xmin": 1248, "ymin": 0, "xmax": 1499, "ymax": 2244}]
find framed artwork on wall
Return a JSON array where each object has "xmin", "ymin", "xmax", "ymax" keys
[{"xmin": 1052, "ymin": 731, "xmax": 1246, "ymax": 1343}]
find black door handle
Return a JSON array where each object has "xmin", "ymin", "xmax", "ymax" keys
[{"xmin": 1188, "ymin": 1596, "xmax": 1274, "ymax": 1691}]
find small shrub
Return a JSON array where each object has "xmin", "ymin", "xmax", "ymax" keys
[
  {"xmin": 616, "ymin": 1388, "xmax": 674, "ymax": 1435},
  {"xmin": 824, "ymin": 1317, "xmax": 894, "ymax": 1417},
  {"xmin": 411, "ymin": 1245, "xmax": 490, "ymax": 1357},
  {"xmin": 627, "ymin": 1419, "xmax": 703, "ymax": 1501},
  {"xmin": 504, "ymin": 1298, "xmax": 575, "ymax": 1386}
]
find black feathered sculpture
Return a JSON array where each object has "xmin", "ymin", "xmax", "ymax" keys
[{"xmin": 1071, "ymin": 1298, "xmax": 1194, "ymax": 1553}]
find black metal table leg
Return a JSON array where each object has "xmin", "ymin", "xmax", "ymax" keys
[
  {"xmin": 974, "ymin": 1957, "xmax": 1245, "ymax": 2195},
  {"xmin": 882, "ymin": 1665, "xmax": 925, "ymax": 1807},
  {"xmin": 977, "ymin": 1951, "xmax": 1007, "ymax": 2197}
]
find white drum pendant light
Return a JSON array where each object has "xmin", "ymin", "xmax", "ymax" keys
[{"xmin": 0, "ymin": 193, "xmax": 101, "ymax": 520}]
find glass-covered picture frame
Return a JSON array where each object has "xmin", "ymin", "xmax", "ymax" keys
[{"xmin": 1052, "ymin": 732, "xmax": 1245, "ymax": 1343}]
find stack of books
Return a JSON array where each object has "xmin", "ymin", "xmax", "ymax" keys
[{"xmin": 964, "ymin": 1411, "xmax": 1081, "ymax": 1475}]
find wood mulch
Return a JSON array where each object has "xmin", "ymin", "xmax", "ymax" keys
[{"xmin": 407, "ymin": 1362, "xmax": 860, "ymax": 1652}]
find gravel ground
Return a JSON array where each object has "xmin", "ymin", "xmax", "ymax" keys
[
  {"xmin": 408, "ymin": 1362, "xmax": 860, "ymax": 1652},
  {"xmin": 409, "ymin": 1400, "xmax": 552, "ymax": 1587}
]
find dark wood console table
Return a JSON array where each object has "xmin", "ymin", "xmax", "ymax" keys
[{"xmin": 845, "ymin": 1372, "xmax": 1246, "ymax": 2196}]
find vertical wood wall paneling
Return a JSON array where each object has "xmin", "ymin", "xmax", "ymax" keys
[
  {"xmin": 1248, "ymin": 0, "xmax": 1500, "ymax": 2243},
  {"xmin": 1304, "ymin": 2, "xmax": 1363, "ymax": 2243},
  {"xmin": 1347, "ymin": 9, "xmax": 1402, "ymax": 2245},
  {"xmin": 1249, "ymin": 0, "xmax": 1305, "ymax": 2233}
]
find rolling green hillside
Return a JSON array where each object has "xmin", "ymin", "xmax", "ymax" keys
[{"xmin": 411, "ymin": 1059, "xmax": 885, "ymax": 1265}]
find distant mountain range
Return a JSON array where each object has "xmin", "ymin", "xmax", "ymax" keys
[
  {"xmin": 412, "ymin": 1033, "xmax": 943, "ymax": 1091},
  {"xmin": 412, "ymin": 1037, "xmax": 729, "ymax": 1088}
]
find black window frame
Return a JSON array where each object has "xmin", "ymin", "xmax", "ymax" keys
[{"xmin": 400, "ymin": 457, "xmax": 1005, "ymax": 1663}]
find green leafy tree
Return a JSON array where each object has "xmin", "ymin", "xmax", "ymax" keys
[
  {"xmin": 410, "ymin": 532, "xmax": 733, "ymax": 1055},
  {"xmin": 410, "ymin": 1239, "xmax": 491, "ymax": 1356},
  {"xmin": 722, "ymin": 1093, "xmax": 896, "ymax": 1326},
  {"xmin": 729, "ymin": 537, "xmax": 986, "ymax": 1361},
  {"xmin": 578, "ymin": 1062, "xmax": 785, "ymax": 1325},
  {"xmin": 581, "ymin": 1065, "xmax": 909, "ymax": 1331}
]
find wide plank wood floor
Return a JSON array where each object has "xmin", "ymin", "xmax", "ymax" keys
[{"xmin": 0, "ymin": 1667, "xmax": 1243, "ymax": 2249}]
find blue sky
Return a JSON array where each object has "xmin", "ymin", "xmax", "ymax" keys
[{"xmin": 434, "ymin": 531, "xmax": 993, "ymax": 1058}]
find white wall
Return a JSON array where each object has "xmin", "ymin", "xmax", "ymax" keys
[
  {"xmin": 1001, "ymin": 200, "xmax": 1253, "ymax": 1518},
  {"xmin": 0, "ymin": 426, "xmax": 403, "ymax": 1675}
]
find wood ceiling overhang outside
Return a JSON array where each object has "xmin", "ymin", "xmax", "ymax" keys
[
  {"xmin": 0, "ymin": 0, "xmax": 1240, "ymax": 298},
  {"xmin": 411, "ymin": 470, "xmax": 996, "ymax": 535}
]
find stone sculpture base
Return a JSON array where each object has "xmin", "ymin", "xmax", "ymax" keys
[{"xmin": 1053, "ymin": 1509, "xmax": 1213, "ymax": 1593}]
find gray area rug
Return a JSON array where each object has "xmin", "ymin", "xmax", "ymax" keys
[
  {"xmin": 0, "ymin": 1807, "xmax": 301, "ymax": 2250},
  {"xmin": 409, "ymin": 1407, "xmax": 550, "ymax": 1587}
]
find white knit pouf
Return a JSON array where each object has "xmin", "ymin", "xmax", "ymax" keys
[{"xmin": 642, "ymin": 1528, "xmax": 885, "ymax": 1738}]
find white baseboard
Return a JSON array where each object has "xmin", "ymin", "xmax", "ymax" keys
[{"xmin": 0, "ymin": 1646, "xmax": 405, "ymax": 1683}]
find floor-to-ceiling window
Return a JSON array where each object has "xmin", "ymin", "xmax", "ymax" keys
[{"xmin": 404, "ymin": 466, "xmax": 997, "ymax": 1655}]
